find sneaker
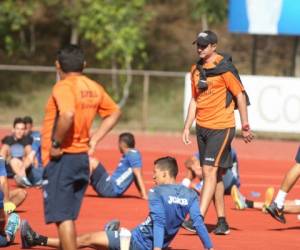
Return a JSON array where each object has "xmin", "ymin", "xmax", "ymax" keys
[
  {"xmin": 262, "ymin": 187, "xmax": 275, "ymax": 213},
  {"xmin": 104, "ymin": 219, "xmax": 120, "ymax": 231},
  {"xmin": 5, "ymin": 213, "xmax": 20, "ymax": 242},
  {"xmin": 266, "ymin": 202, "xmax": 286, "ymax": 224},
  {"xmin": 20, "ymin": 220, "xmax": 39, "ymax": 248},
  {"xmin": 14, "ymin": 175, "xmax": 32, "ymax": 188},
  {"xmin": 181, "ymin": 218, "xmax": 196, "ymax": 233},
  {"xmin": 231, "ymin": 185, "xmax": 247, "ymax": 210},
  {"xmin": 214, "ymin": 220, "xmax": 230, "ymax": 235}
]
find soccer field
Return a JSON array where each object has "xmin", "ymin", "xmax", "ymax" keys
[{"xmin": 2, "ymin": 130, "xmax": 300, "ymax": 250}]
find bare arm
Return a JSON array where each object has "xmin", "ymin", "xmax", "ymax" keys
[
  {"xmin": 132, "ymin": 168, "xmax": 148, "ymax": 200},
  {"xmin": 89, "ymin": 109, "xmax": 121, "ymax": 155},
  {"xmin": 0, "ymin": 145, "xmax": 10, "ymax": 159},
  {"xmin": 182, "ymin": 98, "xmax": 197, "ymax": 145},
  {"xmin": 236, "ymin": 93, "xmax": 254, "ymax": 143}
]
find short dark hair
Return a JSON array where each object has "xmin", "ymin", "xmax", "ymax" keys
[
  {"xmin": 119, "ymin": 132, "xmax": 135, "ymax": 148},
  {"xmin": 154, "ymin": 156, "xmax": 178, "ymax": 178},
  {"xmin": 23, "ymin": 116, "xmax": 33, "ymax": 124},
  {"xmin": 57, "ymin": 44, "xmax": 85, "ymax": 73},
  {"xmin": 13, "ymin": 117, "xmax": 25, "ymax": 128}
]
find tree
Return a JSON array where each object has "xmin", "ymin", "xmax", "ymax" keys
[
  {"xmin": 189, "ymin": 0, "xmax": 227, "ymax": 30},
  {"xmin": 0, "ymin": 0, "xmax": 41, "ymax": 55},
  {"xmin": 79, "ymin": 0, "xmax": 151, "ymax": 107}
]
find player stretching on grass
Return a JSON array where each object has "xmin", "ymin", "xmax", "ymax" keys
[
  {"xmin": 232, "ymin": 184, "xmax": 300, "ymax": 215},
  {"xmin": 266, "ymin": 146, "xmax": 300, "ymax": 223},
  {"xmin": 41, "ymin": 44, "xmax": 121, "ymax": 250},
  {"xmin": 90, "ymin": 132, "xmax": 148, "ymax": 199},
  {"xmin": 21, "ymin": 156, "xmax": 213, "ymax": 250},
  {"xmin": 182, "ymin": 30, "xmax": 253, "ymax": 235}
]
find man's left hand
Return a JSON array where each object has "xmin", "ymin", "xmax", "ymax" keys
[
  {"xmin": 50, "ymin": 147, "xmax": 62, "ymax": 160},
  {"xmin": 242, "ymin": 124, "xmax": 254, "ymax": 143}
]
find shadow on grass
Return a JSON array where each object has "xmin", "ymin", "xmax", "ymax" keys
[
  {"xmin": 85, "ymin": 193, "xmax": 140, "ymax": 199},
  {"xmin": 269, "ymin": 226, "xmax": 300, "ymax": 231},
  {"xmin": 180, "ymin": 223, "xmax": 241, "ymax": 234}
]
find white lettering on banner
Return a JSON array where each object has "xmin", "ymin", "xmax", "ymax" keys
[
  {"xmin": 283, "ymin": 95, "xmax": 300, "ymax": 123},
  {"xmin": 184, "ymin": 74, "xmax": 300, "ymax": 133},
  {"xmin": 115, "ymin": 168, "xmax": 133, "ymax": 186}
]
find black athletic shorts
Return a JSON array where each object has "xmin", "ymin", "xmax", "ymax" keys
[
  {"xmin": 196, "ymin": 125, "xmax": 235, "ymax": 168},
  {"xmin": 296, "ymin": 146, "xmax": 300, "ymax": 163},
  {"xmin": 42, "ymin": 153, "xmax": 89, "ymax": 224}
]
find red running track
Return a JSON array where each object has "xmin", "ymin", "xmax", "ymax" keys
[{"xmin": 2, "ymin": 130, "xmax": 300, "ymax": 249}]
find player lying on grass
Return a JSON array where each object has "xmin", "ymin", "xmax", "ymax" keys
[
  {"xmin": 266, "ymin": 146, "xmax": 300, "ymax": 223},
  {"xmin": 181, "ymin": 149, "xmax": 240, "ymax": 233},
  {"xmin": 231, "ymin": 185, "xmax": 300, "ymax": 214},
  {"xmin": 89, "ymin": 132, "xmax": 148, "ymax": 199},
  {"xmin": 0, "ymin": 188, "xmax": 21, "ymax": 246},
  {"xmin": 20, "ymin": 156, "xmax": 213, "ymax": 250}
]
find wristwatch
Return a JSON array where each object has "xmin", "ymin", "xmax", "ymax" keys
[{"xmin": 52, "ymin": 139, "xmax": 61, "ymax": 149}]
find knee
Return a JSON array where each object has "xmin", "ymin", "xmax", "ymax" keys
[
  {"xmin": 202, "ymin": 166, "xmax": 218, "ymax": 178},
  {"xmin": 78, "ymin": 233, "xmax": 92, "ymax": 247}
]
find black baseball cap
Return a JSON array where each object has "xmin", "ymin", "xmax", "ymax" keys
[{"xmin": 192, "ymin": 30, "xmax": 218, "ymax": 46}]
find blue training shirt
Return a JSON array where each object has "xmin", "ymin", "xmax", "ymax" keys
[
  {"xmin": 131, "ymin": 184, "xmax": 213, "ymax": 249},
  {"xmin": 29, "ymin": 131, "xmax": 42, "ymax": 167},
  {"xmin": 110, "ymin": 149, "xmax": 142, "ymax": 195}
]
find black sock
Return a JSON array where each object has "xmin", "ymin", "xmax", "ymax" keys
[
  {"xmin": 245, "ymin": 199, "xmax": 254, "ymax": 208},
  {"xmin": 35, "ymin": 235, "xmax": 48, "ymax": 246},
  {"xmin": 217, "ymin": 217, "xmax": 226, "ymax": 223}
]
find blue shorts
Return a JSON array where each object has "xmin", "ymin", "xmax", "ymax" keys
[
  {"xmin": 26, "ymin": 166, "xmax": 43, "ymax": 185},
  {"xmin": 0, "ymin": 191, "xmax": 3, "ymax": 209},
  {"xmin": 106, "ymin": 230, "xmax": 138, "ymax": 250},
  {"xmin": 90, "ymin": 164, "xmax": 118, "ymax": 197},
  {"xmin": 296, "ymin": 146, "xmax": 300, "ymax": 163},
  {"xmin": 43, "ymin": 153, "xmax": 89, "ymax": 224}
]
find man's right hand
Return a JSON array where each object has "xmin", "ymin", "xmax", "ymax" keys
[{"xmin": 182, "ymin": 128, "xmax": 191, "ymax": 145}]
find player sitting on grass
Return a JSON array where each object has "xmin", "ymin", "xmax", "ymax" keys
[
  {"xmin": 181, "ymin": 149, "xmax": 240, "ymax": 233},
  {"xmin": 231, "ymin": 185, "xmax": 274, "ymax": 211},
  {"xmin": 20, "ymin": 156, "xmax": 213, "ymax": 250},
  {"xmin": 231, "ymin": 185, "xmax": 300, "ymax": 215},
  {"xmin": 0, "ymin": 189, "xmax": 21, "ymax": 246},
  {"xmin": 90, "ymin": 132, "xmax": 148, "ymax": 199},
  {"xmin": 181, "ymin": 148, "xmax": 240, "ymax": 194},
  {"xmin": 0, "ymin": 156, "xmax": 27, "ymax": 214},
  {"xmin": 0, "ymin": 117, "xmax": 33, "ymax": 187}
]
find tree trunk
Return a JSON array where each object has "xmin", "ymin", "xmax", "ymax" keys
[
  {"xmin": 70, "ymin": 25, "xmax": 79, "ymax": 44},
  {"xmin": 29, "ymin": 23, "xmax": 36, "ymax": 54},
  {"xmin": 293, "ymin": 37, "xmax": 300, "ymax": 77},
  {"xmin": 201, "ymin": 13, "xmax": 208, "ymax": 30},
  {"xmin": 111, "ymin": 57, "xmax": 119, "ymax": 99},
  {"xmin": 118, "ymin": 58, "xmax": 133, "ymax": 108}
]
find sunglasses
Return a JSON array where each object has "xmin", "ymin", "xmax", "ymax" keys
[{"xmin": 196, "ymin": 43, "xmax": 209, "ymax": 50}]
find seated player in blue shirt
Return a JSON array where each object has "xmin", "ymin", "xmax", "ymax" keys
[
  {"xmin": 181, "ymin": 148, "xmax": 240, "ymax": 195},
  {"xmin": 181, "ymin": 148, "xmax": 240, "ymax": 234},
  {"xmin": 0, "ymin": 117, "xmax": 33, "ymax": 187},
  {"xmin": 20, "ymin": 156, "xmax": 214, "ymax": 250},
  {"xmin": 90, "ymin": 132, "xmax": 148, "ymax": 199}
]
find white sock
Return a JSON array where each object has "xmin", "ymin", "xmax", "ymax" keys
[
  {"xmin": 181, "ymin": 178, "xmax": 191, "ymax": 187},
  {"xmin": 274, "ymin": 190, "xmax": 287, "ymax": 209}
]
